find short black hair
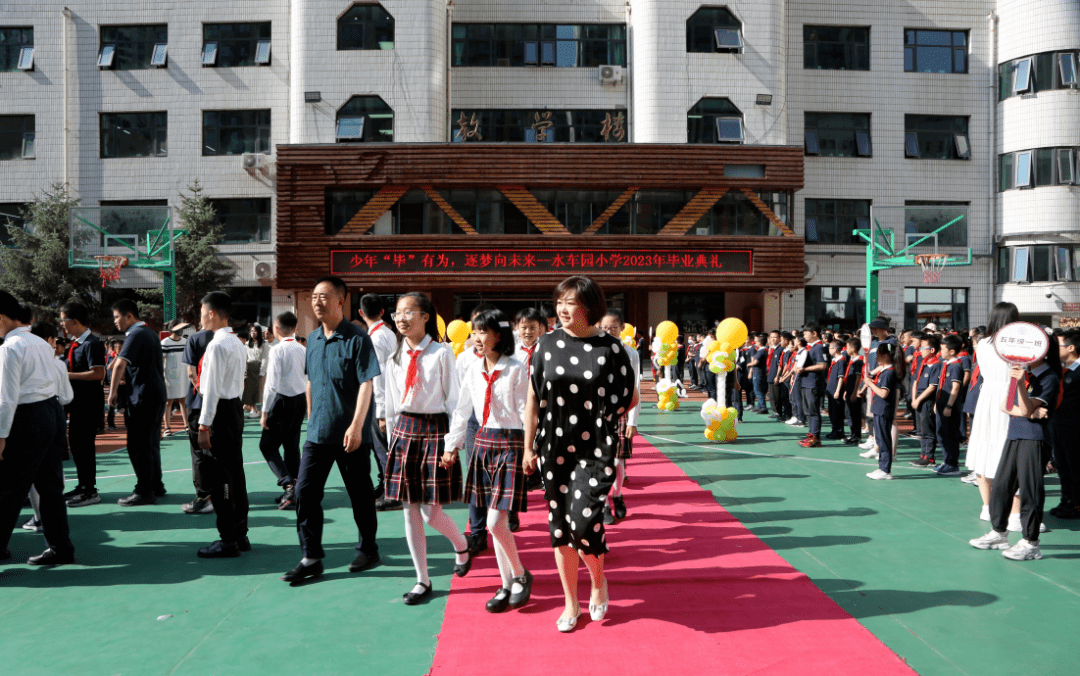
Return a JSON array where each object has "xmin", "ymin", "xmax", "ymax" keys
[
  {"xmin": 780, "ymin": 331, "xmax": 794, "ymax": 341},
  {"xmin": 942, "ymin": 334, "xmax": 963, "ymax": 353},
  {"xmin": 756, "ymin": 334, "xmax": 767, "ymax": 345},
  {"xmin": 359, "ymin": 293, "xmax": 384, "ymax": 320},
  {"xmin": 200, "ymin": 291, "xmax": 232, "ymax": 319},
  {"xmin": 540, "ymin": 303, "xmax": 556, "ymax": 320},
  {"xmin": 911, "ymin": 331, "xmax": 925, "ymax": 341},
  {"xmin": 471, "ymin": 309, "xmax": 516, "ymax": 357},
  {"xmin": 15, "ymin": 302, "xmax": 32, "ymax": 324},
  {"xmin": 112, "ymin": 298, "xmax": 140, "ymax": 320},
  {"xmin": 30, "ymin": 320, "xmax": 58, "ymax": 341},
  {"xmin": 553, "ymin": 276, "xmax": 607, "ymax": 326},
  {"xmin": 60, "ymin": 301, "xmax": 90, "ymax": 326},
  {"xmin": 515, "ymin": 307, "xmax": 544, "ymax": 325},
  {"xmin": 275, "ymin": 311, "xmax": 298, "ymax": 331},
  {"xmin": 803, "ymin": 323, "xmax": 820, "ymax": 334},
  {"xmin": 0, "ymin": 290, "xmax": 20, "ymax": 321},
  {"xmin": 313, "ymin": 275, "xmax": 348, "ymax": 298},
  {"xmin": 923, "ymin": 335, "xmax": 941, "ymax": 352},
  {"xmin": 602, "ymin": 307, "xmax": 624, "ymax": 324},
  {"xmin": 846, "ymin": 337, "xmax": 862, "ymax": 351},
  {"xmin": 1060, "ymin": 328, "xmax": 1080, "ymax": 353},
  {"xmin": 470, "ymin": 302, "xmax": 497, "ymax": 320},
  {"xmin": 830, "ymin": 339, "xmax": 845, "ymax": 350},
  {"xmin": 876, "ymin": 343, "xmax": 893, "ymax": 363}
]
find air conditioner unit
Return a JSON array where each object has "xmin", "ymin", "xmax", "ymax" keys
[
  {"xmin": 253, "ymin": 260, "xmax": 275, "ymax": 280},
  {"xmin": 598, "ymin": 65, "xmax": 624, "ymax": 84},
  {"xmin": 804, "ymin": 261, "xmax": 818, "ymax": 280},
  {"xmin": 242, "ymin": 153, "xmax": 265, "ymax": 170}
]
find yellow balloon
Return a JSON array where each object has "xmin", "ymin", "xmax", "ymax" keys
[
  {"xmin": 446, "ymin": 319, "xmax": 470, "ymax": 344},
  {"xmin": 451, "ymin": 341, "xmax": 465, "ymax": 356},
  {"xmin": 725, "ymin": 429, "xmax": 738, "ymax": 442},
  {"xmin": 656, "ymin": 321, "xmax": 679, "ymax": 344},
  {"xmin": 727, "ymin": 407, "xmax": 737, "ymax": 418},
  {"xmin": 656, "ymin": 403, "xmax": 664, "ymax": 410},
  {"xmin": 715, "ymin": 318, "xmax": 748, "ymax": 351},
  {"xmin": 436, "ymin": 315, "xmax": 447, "ymax": 342},
  {"xmin": 719, "ymin": 408, "xmax": 730, "ymax": 421},
  {"xmin": 621, "ymin": 323, "xmax": 636, "ymax": 340},
  {"xmin": 704, "ymin": 429, "xmax": 715, "ymax": 441},
  {"xmin": 665, "ymin": 401, "xmax": 676, "ymax": 411},
  {"xmin": 707, "ymin": 420, "xmax": 721, "ymax": 431}
]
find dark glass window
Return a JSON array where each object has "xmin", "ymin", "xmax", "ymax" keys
[
  {"xmin": 999, "ymin": 50, "xmax": 1080, "ymax": 100},
  {"xmin": 803, "ymin": 25, "xmax": 869, "ymax": 70},
  {"xmin": 904, "ymin": 115, "xmax": 969, "ymax": 160},
  {"xmin": 451, "ymin": 24, "xmax": 625, "ymax": 67},
  {"xmin": 804, "ymin": 112, "xmax": 871, "ymax": 157},
  {"xmin": 998, "ymin": 147, "xmax": 1079, "ymax": 190},
  {"xmin": 904, "ymin": 201, "xmax": 968, "ymax": 248},
  {"xmin": 805, "ymin": 287, "xmax": 866, "ymax": 332},
  {"xmin": 451, "ymin": 109, "xmax": 626, "ymax": 143},
  {"xmin": 203, "ymin": 23, "xmax": 271, "ymax": 67},
  {"xmin": 99, "ymin": 25, "xmax": 167, "ymax": 70},
  {"xmin": 326, "ymin": 190, "xmax": 374, "ymax": 235},
  {"xmin": 687, "ymin": 97, "xmax": 743, "ymax": 144},
  {"xmin": 904, "ymin": 29, "xmax": 968, "ymax": 73},
  {"xmin": 338, "ymin": 3, "xmax": 394, "ymax": 50},
  {"xmin": 0, "ymin": 202, "xmax": 26, "ymax": 247},
  {"xmin": 202, "ymin": 110, "xmax": 270, "ymax": 155},
  {"xmin": 904, "ymin": 288, "xmax": 967, "ymax": 331},
  {"xmin": 999, "ymin": 153, "xmax": 1014, "ymax": 191},
  {"xmin": 531, "ymin": 190, "xmax": 630, "ymax": 235},
  {"xmin": 337, "ymin": 96, "xmax": 394, "ymax": 142},
  {"xmin": 100, "ymin": 112, "xmax": 167, "ymax": 158},
  {"xmin": 691, "ymin": 191, "xmax": 787, "ymax": 236},
  {"xmin": 211, "ymin": 198, "xmax": 271, "ymax": 244},
  {"xmin": 686, "ymin": 8, "xmax": 742, "ymax": 53},
  {"xmin": 0, "ymin": 27, "xmax": 33, "ymax": 72},
  {"xmin": 631, "ymin": 191, "xmax": 693, "ymax": 235},
  {"xmin": 392, "ymin": 190, "xmax": 469, "ymax": 235},
  {"xmin": 804, "ymin": 199, "xmax": 869, "ymax": 244},
  {"xmin": 0, "ymin": 115, "xmax": 34, "ymax": 161}
]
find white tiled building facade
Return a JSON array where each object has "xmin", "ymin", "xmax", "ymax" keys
[{"xmin": 2, "ymin": 1, "xmax": 1073, "ymax": 329}]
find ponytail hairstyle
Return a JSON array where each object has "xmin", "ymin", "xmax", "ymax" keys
[{"xmin": 392, "ymin": 292, "xmax": 440, "ymax": 364}]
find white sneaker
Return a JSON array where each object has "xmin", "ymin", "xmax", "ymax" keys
[
  {"xmin": 1002, "ymin": 539, "xmax": 1042, "ymax": 561},
  {"xmin": 979, "ymin": 505, "xmax": 990, "ymax": 521},
  {"xmin": 961, "ymin": 472, "xmax": 978, "ymax": 485},
  {"xmin": 1040, "ymin": 522, "xmax": 1049, "ymax": 533},
  {"xmin": 866, "ymin": 469, "xmax": 893, "ymax": 480},
  {"xmin": 786, "ymin": 417, "xmax": 799, "ymax": 425},
  {"xmin": 969, "ymin": 530, "xmax": 1010, "ymax": 550},
  {"xmin": 859, "ymin": 448, "xmax": 878, "ymax": 459},
  {"xmin": 859, "ymin": 438, "xmax": 876, "ymax": 450},
  {"xmin": 1007, "ymin": 514, "xmax": 1022, "ymax": 532}
]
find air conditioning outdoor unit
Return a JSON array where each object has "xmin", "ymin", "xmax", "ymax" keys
[
  {"xmin": 598, "ymin": 65, "xmax": 624, "ymax": 84},
  {"xmin": 242, "ymin": 153, "xmax": 265, "ymax": 170},
  {"xmin": 253, "ymin": 260, "xmax": 275, "ymax": 280},
  {"xmin": 804, "ymin": 261, "xmax": 818, "ymax": 280}
]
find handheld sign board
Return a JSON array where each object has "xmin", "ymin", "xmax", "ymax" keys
[
  {"xmin": 859, "ymin": 324, "xmax": 872, "ymax": 353},
  {"xmin": 993, "ymin": 321, "xmax": 1050, "ymax": 409}
]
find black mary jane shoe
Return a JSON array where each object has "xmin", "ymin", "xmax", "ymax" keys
[
  {"xmin": 508, "ymin": 569, "xmax": 533, "ymax": 609},
  {"xmin": 486, "ymin": 588, "xmax": 511, "ymax": 613},
  {"xmin": 280, "ymin": 559, "xmax": 324, "ymax": 583},
  {"xmin": 453, "ymin": 548, "xmax": 473, "ymax": 577},
  {"xmin": 403, "ymin": 582, "xmax": 433, "ymax": 605}
]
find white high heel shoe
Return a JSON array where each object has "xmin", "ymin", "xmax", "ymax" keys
[
  {"xmin": 589, "ymin": 580, "xmax": 609, "ymax": 621},
  {"xmin": 557, "ymin": 608, "xmax": 581, "ymax": 632}
]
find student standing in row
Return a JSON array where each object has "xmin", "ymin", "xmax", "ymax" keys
[
  {"xmin": 59, "ymin": 301, "xmax": 106, "ymax": 507},
  {"xmin": 825, "ymin": 339, "xmax": 848, "ymax": 440},
  {"xmin": 1050, "ymin": 329, "xmax": 1080, "ymax": 519},
  {"xmin": 796, "ymin": 326, "xmax": 826, "ymax": 447},
  {"xmin": 259, "ymin": 312, "xmax": 307, "ymax": 510},
  {"xmin": 910, "ymin": 336, "xmax": 941, "ymax": 467},
  {"xmin": 181, "ymin": 326, "xmax": 215, "ymax": 515},
  {"xmin": 864, "ymin": 344, "xmax": 898, "ymax": 480},
  {"xmin": 843, "ymin": 338, "xmax": 864, "ymax": 445},
  {"xmin": 933, "ymin": 335, "xmax": 966, "ymax": 476}
]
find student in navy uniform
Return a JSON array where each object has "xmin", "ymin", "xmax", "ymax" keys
[
  {"xmin": 796, "ymin": 325, "xmax": 827, "ymax": 447},
  {"xmin": 181, "ymin": 327, "xmax": 215, "ymax": 515},
  {"xmin": 843, "ymin": 338, "xmax": 864, "ymax": 445},
  {"xmin": 864, "ymin": 343, "xmax": 898, "ymax": 480},
  {"xmin": 825, "ymin": 339, "xmax": 848, "ymax": 440},
  {"xmin": 906, "ymin": 332, "xmax": 924, "ymax": 436},
  {"xmin": 1050, "ymin": 330, "xmax": 1080, "ymax": 519},
  {"xmin": 933, "ymin": 334, "xmax": 966, "ymax": 476},
  {"xmin": 749, "ymin": 334, "xmax": 769, "ymax": 415},
  {"xmin": 259, "ymin": 311, "xmax": 308, "ymax": 510},
  {"xmin": 910, "ymin": 335, "xmax": 941, "ymax": 466},
  {"xmin": 901, "ymin": 330, "xmax": 917, "ymax": 419},
  {"xmin": 766, "ymin": 331, "xmax": 782, "ymax": 420},
  {"xmin": 59, "ymin": 301, "xmax": 107, "ymax": 507},
  {"xmin": 0, "ymin": 292, "xmax": 75, "ymax": 565},
  {"xmin": 775, "ymin": 332, "xmax": 794, "ymax": 422},
  {"xmin": 970, "ymin": 336, "xmax": 1060, "ymax": 561},
  {"xmin": 860, "ymin": 318, "xmax": 899, "ymax": 456},
  {"xmin": 108, "ymin": 299, "xmax": 167, "ymax": 506}
]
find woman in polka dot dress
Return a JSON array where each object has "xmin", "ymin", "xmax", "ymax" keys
[{"xmin": 523, "ymin": 276, "xmax": 637, "ymax": 632}]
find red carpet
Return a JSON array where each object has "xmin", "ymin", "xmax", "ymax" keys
[{"xmin": 429, "ymin": 439, "xmax": 916, "ymax": 676}]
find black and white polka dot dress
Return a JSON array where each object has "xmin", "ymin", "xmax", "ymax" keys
[{"xmin": 531, "ymin": 328, "xmax": 635, "ymax": 555}]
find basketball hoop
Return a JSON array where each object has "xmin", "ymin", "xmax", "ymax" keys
[
  {"xmin": 94, "ymin": 255, "xmax": 128, "ymax": 288},
  {"xmin": 914, "ymin": 254, "xmax": 949, "ymax": 284}
]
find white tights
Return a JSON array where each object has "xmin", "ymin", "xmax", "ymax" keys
[
  {"xmin": 610, "ymin": 459, "xmax": 626, "ymax": 498},
  {"xmin": 487, "ymin": 509, "xmax": 525, "ymax": 591},
  {"xmin": 404, "ymin": 502, "xmax": 469, "ymax": 587}
]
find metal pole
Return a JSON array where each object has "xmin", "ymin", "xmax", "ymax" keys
[{"xmin": 162, "ymin": 269, "xmax": 177, "ymax": 323}]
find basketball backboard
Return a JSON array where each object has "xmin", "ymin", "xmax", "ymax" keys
[{"xmin": 69, "ymin": 205, "xmax": 176, "ymax": 270}]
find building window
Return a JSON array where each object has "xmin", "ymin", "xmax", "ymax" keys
[
  {"xmin": 904, "ymin": 288, "xmax": 968, "ymax": 331},
  {"xmin": 686, "ymin": 8, "xmax": 742, "ymax": 54},
  {"xmin": 0, "ymin": 202, "xmax": 26, "ymax": 247},
  {"xmin": 451, "ymin": 24, "xmax": 625, "ymax": 68},
  {"xmin": 999, "ymin": 245, "xmax": 1074, "ymax": 284},
  {"xmin": 532, "ymin": 190, "xmax": 630, "ymax": 234},
  {"xmin": 211, "ymin": 198, "xmax": 271, "ymax": 244},
  {"xmin": 804, "ymin": 199, "xmax": 869, "ymax": 244},
  {"xmin": 803, "ymin": 25, "xmax": 869, "ymax": 70},
  {"xmin": 691, "ymin": 191, "xmax": 787, "ymax": 236},
  {"xmin": 904, "ymin": 115, "xmax": 969, "ymax": 160},
  {"xmin": 451, "ymin": 109, "xmax": 627, "ymax": 143},
  {"xmin": 0, "ymin": 115, "xmax": 34, "ymax": 160},
  {"xmin": 688, "ymin": 98, "xmax": 743, "ymax": 144},
  {"xmin": 0, "ymin": 27, "xmax": 33, "ymax": 72},
  {"xmin": 326, "ymin": 190, "xmax": 373, "ymax": 235},
  {"xmin": 98, "ymin": 25, "xmax": 167, "ymax": 70},
  {"xmin": 202, "ymin": 110, "xmax": 270, "ymax": 156},
  {"xmin": 202, "ymin": 23, "xmax": 271, "ymax": 68},
  {"xmin": 998, "ymin": 147, "xmax": 1079, "ymax": 190},
  {"xmin": 337, "ymin": 96, "xmax": 393, "ymax": 142},
  {"xmin": 227, "ymin": 286, "xmax": 272, "ymax": 328},
  {"xmin": 904, "ymin": 29, "xmax": 967, "ymax": 74},
  {"xmin": 803, "ymin": 112, "xmax": 871, "ymax": 157},
  {"xmin": 805, "ymin": 287, "xmax": 866, "ymax": 332},
  {"xmin": 999, "ymin": 50, "xmax": 1080, "ymax": 100},
  {"xmin": 904, "ymin": 201, "xmax": 968, "ymax": 248},
  {"xmin": 338, "ymin": 3, "xmax": 394, "ymax": 50},
  {"xmin": 100, "ymin": 112, "xmax": 167, "ymax": 158}
]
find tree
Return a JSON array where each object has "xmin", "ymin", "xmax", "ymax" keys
[
  {"xmin": 137, "ymin": 180, "xmax": 236, "ymax": 322},
  {"xmin": 0, "ymin": 183, "xmax": 100, "ymax": 318}
]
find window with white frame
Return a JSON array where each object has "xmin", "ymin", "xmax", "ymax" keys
[
  {"xmin": 1000, "ymin": 245, "xmax": 1074, "ymax": 283},
  {"xmin": 687, "ymin": 8, "xmax": 742, "ymax": 54},
  {"xmin": 98, "ymin": 25, "xmax": 167, "ymax": 70},
  {"xmin": 0, "ymin": 115, "xmax": 34, "ymax": 160},
  {"xmin": 999, "ymin": 50, "xmax": 1080, "ymax": 99},
  {"xmin": 804, "ymin": 112, "xmax": 871, "ymax": 157},
  {"xmin": 203, "ymin": 23, "xmax": 270, "ymax": 68},
  {"xmin": 1013, "ymin": 58, "xmax": 1032, "ymax": 94},
  {"xmin": 336, "ymin": 96, "xmax": 393, "ymax": 142},
  {"xmin": 1015, "ymin": 151, "xmax": 1033, "ymax": 187},
  {"xmin": 904, "ymin": 115, "xmax": 970, "ymax": 160},
  {"xmin": 0, "ymin": 27, "xmax": 33, "ymax": 72},
  {"xmin": 999, "ymin": 147, "xmax": 1079, "ymax": 190},
  {"xmin": 688, "ymin": 97, "xmax": 743, "ymax": 144},
  {"xmin": 202, "ymin": 110, "xmax": 270, "ymax": 156}
]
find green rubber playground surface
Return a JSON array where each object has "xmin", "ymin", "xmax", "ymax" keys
[{"xmin": 2, "ymin": 407, "xmax": 1077, "ymax": 676}]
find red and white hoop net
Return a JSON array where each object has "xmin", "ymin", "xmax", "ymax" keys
[
  {"xmin": 914, "ymin": 254, "xmax": 949, "ymax": 284},
  {"xmin": 94, "ymin": 255, "xmax": 128, "ymax": 288}
]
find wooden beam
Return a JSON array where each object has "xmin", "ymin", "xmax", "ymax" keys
[
  {"xmin": 337, "ymin": 185, "xmax": 408, "ymax": 235},
  {"xmin": 584, "ymin": 187, "xmax": 638, "ymax": 235},
  {"xmin": 658, "ymin": 189, "xmax": 728, "ymax": 236},
  {"xmin": 497, "ymin": 186, "xmax": 570, "ymax": 235},
  {"xmin": 422, "ymin": 186, "xmax": 478, "ymax": 235},
  {"xmin": 740, "ymin": 188, "xmax": 796, "ymax": 237}
]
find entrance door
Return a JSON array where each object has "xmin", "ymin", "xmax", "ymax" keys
[{"xmin": 668, "ymin": 293, "xmax": 724, "ymax": 336}]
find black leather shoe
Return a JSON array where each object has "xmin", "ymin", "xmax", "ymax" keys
[
  {"xmin": 613, "ymin": 495, "xmax": 627, "ymax": 520},
  {"xmin": 454, "ymin": 548, "xmax": 473, "ymax": 577},
  {"xmin": 197, "ymin": 541, "xmax": 240, "ymax": 558},
  {"xmin": 375, "ymin": 497, "xmax": 402, "ymax": 512},
  {"xmin": 825, "ymin": 432, "xmax": 845, "ymax": 440},
  {"xmin": 118, "ymin": 493, "xmax": 156, "ymax": 506},
  {"xmin": 348, "ymin": 551, "xmax": 381, "ymax": 572},
  {"xmin": 28, "ymin": 548, "xmax": 74, "ymax": 566},
  {"xmin": 2, "ymin": 549, "xmax": 11, "ymax": 561},
  {"xmin": 403, "ymin": 582, "xmax": 432, "ymax": 605},
  {"xmin": 603, "ymin": 504, "xmax": 617, "ymax": 525},
  {"xmin": 486, "ymin": 588, "xmax": 511, "ymax": 613},
  {"xmin": 844, "ymin": 436, "xmax": 861, "ymax": 446},
  {"xmin": 153, "ymin": 486, "xmax": 168, "ymax": 498},
  {"xmin": 237, "ymin": 536, "xmax": 252, "ymax": 552},
  {"xmin": 508, "ymin": 513, "xmax": 520, "ymax": 532},
  {"xmin": 281, "ymin": 559, "xmax": 323, "ymax": 582},
  {"xmin": 508, "ymin": 569, "xmax": 533, "ymax": 608},
  {"xmin": 467, "ymin": 532, "xmax": 488, "ymax": 556}
]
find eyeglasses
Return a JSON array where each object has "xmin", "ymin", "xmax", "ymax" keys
[
  {"xmin": 599, "ymin": 325, "xmax": 621, "ymax": 332},
  {"xmin": 391, "ymin": 311, "xmax": 423, "ymax": 321}
]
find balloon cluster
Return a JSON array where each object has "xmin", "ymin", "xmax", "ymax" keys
[
  {"xmin": 445, "ymin": 319, "xmax": 471, "ymax": 357},
  {"xmin": 651, "ymin": 320, "xmax": 680, "ymax": 367},
  {"xmin": 701, "ymin": 399, "xmax": 739, "ymax": 442},
  {"xmin": 655, "ymin": 378, "xmax": 680, "ymax": 411},
  {"xmin": 620, "ymin": 323, "xmax": 638, "ymax": 350},
  {"xmin": 701, "ymin": 318, "xmax": 749, "ymax": 374}
]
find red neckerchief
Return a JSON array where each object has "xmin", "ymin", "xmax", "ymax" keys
[
  {"xmin": 402, "ymin": 343, "xmax": 426, "ymax": 403},
  {"xmin": 67, "ymin": 340, "xmax": 78, "ymax": 373},
  {"xmin": 827, "ymin": 355, "xmax": 844, "ymax": 383},
  {"xmin": 939, "ymin": 357, "xmax": 959, "ymax": 390},
  {"xmin": 910, "ymin": 352, "xmax": 921, "ymax": 376},
  {"xmin": 845, "ymin": 356, "xmax": 863, "ymax": 379},
  {"xmin": 767, "ymin": 347, "xmax": 777, "ymax": 371},
  {"xmin": 872, "ymin": 365, "xmax": 894, "ymax": 404},
  {"xmin": 282, "ymin": 337, "xmax": 295, "ymax": 342},
  {"xmin": 915, "ymin": 355, "xmax": 939, "ymax": 390},
  {"xmin": 481, "ymin": 367, "xmax": 501, "ymax": 426},
  {"xmin": 520, "ymin": 343, "xmax": 536, "ymax": 370},
  {"xmin": 969, "ymin": 363, "xmax": 981, "ymax": 391},
  {"xmin": 369, "ymin": 321, "xmax": 385, "ymax": 334}
]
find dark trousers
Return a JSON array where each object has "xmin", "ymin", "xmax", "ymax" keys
[
  {"xmin": 688, "ymin": 361, "xmax": 699, "ymax": 387},
  {"xmin": 827, "ymin": 393, "xmax": 846, "ymax": 436},
  {"xmin": 125, "ymin": 400, "xmax": 165, "ymax": 495},
  {"xmin": 918, "ymin": 400, "xmax": 937, "ymax": 458},
  {"xmin": 68, "ymin": 392, "xmax": 103, "ymax": 489},
  {"xmin": 791, "ymin": 384, "xmax": 802, "ymax": 419},
  {"xmin": 777, "ymin": 383, "xmax": 792, "ymax": 419},
  {"xmin": 703, "ymin": 371, "xmax": 717, "ymax": 401},
  {"xmin": 936, "ymin": 407, "xmax": 962, "ymax": 467},
  {"xmin": 193, "ymin": 399, "xmax": 248, "ymax": 543},
  {"xmin": 728, "ymin": 384, "xmax": 743, "ymax": 419},
  {"xmin": 768, "ymin": 382, "xmax": 780, "ymax": 416},
  {"xmin": 295, "ymin": 439, "xmax": 378, "ymax": 559},
  {"xmin": 259, "ymin": 394, "xmax": 305, "ymax": 487},
  {"xmin": 753, "ymin": 375, "xmax": 768, "ymax": 412},
  {"xmin": 847, "ymin": 396, "xmax": 864, "ymax": 438},
  {"xmin": 875, "ymin": 412, "xmax": 895, "ymax": 473},
  {"xmin": 740, "ymin": 375, "xmax": 755, "ymax": 408},
  {"xmin": 0, "ymin": 398, "xmax": 73, "ymax": 555},
  {"xmin": 990, "ymin": 439, "xmax": 1048, "ymax": 542},
  {"xmin": 1052, "ymin": 424, "xmax": 1080, "ymax": 504},
  {"xmin": 186, "ymin": 407, "xmax": 211, "ymax": 498},
  {"xmin": 464, "ymin": 413, "xmax": 487, "ymax": 537},
  {"xmin": 801, "ymin": 388, "xmax": 822, "ymax": 435},
  {"xmin": 369, "ymin": 406, "xmax": 389, "ymax": 496}
]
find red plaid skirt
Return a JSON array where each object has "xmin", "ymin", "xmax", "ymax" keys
[
  {"xmin": 464, "ymin": 427, "xmax": 527, "ymax": 513},
  {"xmin": 385, "ymin": 412, "xmax": 462, "ymax": 505},
  {"xmin": 616, "ymin": 414, "xmax": 633, "ymax": 459}
]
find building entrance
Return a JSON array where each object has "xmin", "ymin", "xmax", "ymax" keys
[{"xmin": 668, "ymin": 293, "xmax": 725, "ymax": 336}]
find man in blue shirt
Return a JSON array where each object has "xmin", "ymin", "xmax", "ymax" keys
[
  {"xmin": 796, "ymin": 324, "xmax": 827, "ymax": 447},
  {"xmin": 282, "ymin": 276, "xmax": 381, "ymax": 583},
  {"xmin": 108, "ymin": 299, "xmax": 167, "ymax": 506}
]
